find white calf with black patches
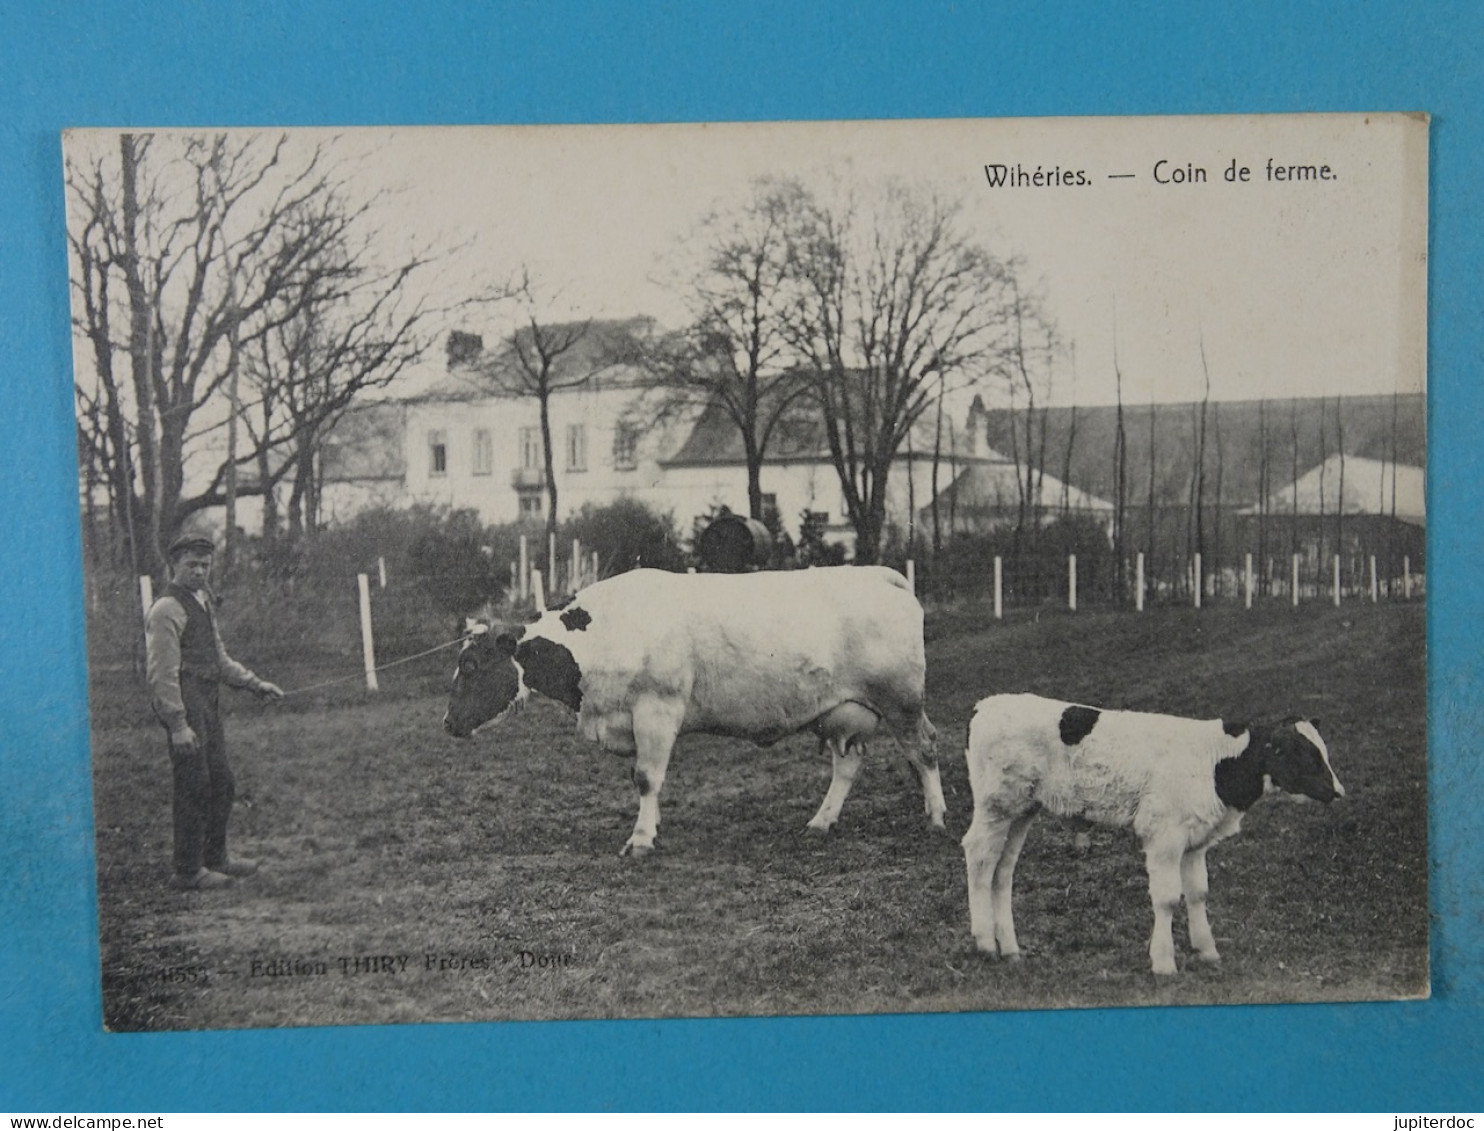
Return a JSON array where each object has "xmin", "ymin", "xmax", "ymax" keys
[
  {"xmin": 444, "ymin": 566, "xmax": 944, "ymax": 856},
  {"xmin": 961, "ymin": 693, "xmax": 1345, "ymax": 975}
]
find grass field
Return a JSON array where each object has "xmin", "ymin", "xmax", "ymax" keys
[{"xmin": 89, "ymin": 600, "xmax": 1428, "ymax": 1030}]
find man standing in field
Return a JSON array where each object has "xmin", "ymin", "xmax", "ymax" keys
[{"xmin": 146, "ymin": 532, "xmax": 285, "ymax": 891}]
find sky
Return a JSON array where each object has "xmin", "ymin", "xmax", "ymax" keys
[{"xmin": 66, "ymin": 114, "xmax": 1429, "ymax": 410}]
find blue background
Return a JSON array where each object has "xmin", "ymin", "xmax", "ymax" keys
[{"xmin": 2, "ymin": 1, "xmax": 1479, "ymax": 1112}]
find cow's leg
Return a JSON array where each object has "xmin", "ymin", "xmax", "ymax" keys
[
  {"xmin": 1181, "ymin": 846, "xmax": 1220, "ymax": 964},
  {"xmin": 901, "ymin": 711, "xmax": 947, "ymax": 830},
  {"xmin": 989, "ymin": 808, "xmax": 1037, "ymax": 960},
  {"xmin": 620, "ymin": 697, "xmax": 685, "ymax": 858},
  {"xmin": 962, "ymin": 809, "xmax": 1013, "ymax": 955},
  {"xmin": 1143, "ymin": 836, "xmax": 1186, "ymax": 976},
  {"xmin": 805, "ymin": 736, "xmax": 864, "ymax": 834}
]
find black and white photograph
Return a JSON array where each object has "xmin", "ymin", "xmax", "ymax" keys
[{"xmin": 66, "ymin": 114, "xmax": 1428, "ymax": 1032}]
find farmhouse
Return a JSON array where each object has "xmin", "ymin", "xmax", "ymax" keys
[{"xmin": 319, "ymin": 325, "xmax": 1073, "ymax": 556}]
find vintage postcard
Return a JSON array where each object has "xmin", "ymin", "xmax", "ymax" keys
[{"xmin": 66, "ymin": 114, "xmax": 1427, "ymax": 1031}]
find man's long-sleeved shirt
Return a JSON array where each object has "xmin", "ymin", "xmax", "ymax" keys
[{"xmin": 145, "ymin": 585, "xmax": 264, "ymax": 734}]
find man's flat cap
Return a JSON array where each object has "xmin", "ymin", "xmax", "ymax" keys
[{"xmin": 167, "ymin": 532, "xmax": 216, "ymax": 556}]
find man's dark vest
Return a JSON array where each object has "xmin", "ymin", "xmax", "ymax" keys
[{"xmin": 166, "ymin": 582, "xmax": 220, "ymax": 682}]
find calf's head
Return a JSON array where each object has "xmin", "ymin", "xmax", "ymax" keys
[
  {"xmin": 1216, "ymin": 717, "xmax": 1345, "ymax": 808},
  {"xmin": 1265, "ymin": 717, "xmax": 1345, "ymax": 802}
]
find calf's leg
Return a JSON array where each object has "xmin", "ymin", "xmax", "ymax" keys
[
  {"xmin": 621, "ymin": 697, "xmax": 685, "ymax": 858},
  {"xmin": 1181, "ymin": 847, "xmax": 1220, "ymax": 964},
  {"xmin": 1143, "ymin": 837, "xmax": 1186, "ymax": 976},
  {"xmin": 989, "ymin": 809, "xmax": 1037, "ymax": 959},
  {"xmin": 962, "ymin": 811, "xmax": 1014, "ymax": 955}
]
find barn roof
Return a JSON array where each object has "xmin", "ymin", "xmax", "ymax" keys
[
  {"xmin": 924, "ymin": 462, "xmax": 1115, "ymax": 518},
  {"xmin": 1243, "ymin": 455, "xmax": 1425, "ymax": 525}
]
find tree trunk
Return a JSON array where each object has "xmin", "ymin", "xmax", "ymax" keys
[
  {"xmin": 540, "ymin": 386, "xmax": 558, "ymax": 563},
  {"xmin": 119, "ymin": 134, "xmax": 163, "ymax": 571}
]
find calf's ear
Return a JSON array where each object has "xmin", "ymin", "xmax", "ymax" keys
[
  {"xmin": 1309, "ymin": 717, "xmax": 1323, "ymax": 730},
  {"xmin": 495, "ymin": 632, "xmax": 520, "ymax": 657}
]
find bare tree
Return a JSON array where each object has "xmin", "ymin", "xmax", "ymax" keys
[
  {"xmin": 477, "ymin": 269, "xmax": 620, "ymax": 558},
  {"xmin": 643, "ymin": 179, "xmax": 812, "ymax": 521},
  {"xmin": 1112, "ymin": 346, "xmax": 1128, "ymax": 603},
  {"xmin": 1334, "ymin": 393, "xmax": 1347, "ymax": 590},
  {"xmin": 241, "ymin": 240, "xmax": 433, "ymax": 553},
  {"xmin": 991, "ymin": 276, "xmax": 1059, "ymax": 552},
  {"xmin": 1188, "ymin": 336, "xmax": 1213, "ymax": 595},
  {"xmin": 781, "ymin": 181, "xmax": 1017, "ymax": 563},
  {"xmin": 68, "ymin": 131, "xmax": 432, "ymax": 575},
  {"xmin": 1257, "ymin": 397, "xmax": 1270, "ymax": 594}
]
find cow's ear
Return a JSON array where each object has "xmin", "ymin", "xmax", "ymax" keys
[
  {"xmin": 1309, "ymin": 717, "xmax": 1322, "ymax": 731},
  {"xmin": 494, "ymin": 632, "xmax": 519, "ymax": 657}
]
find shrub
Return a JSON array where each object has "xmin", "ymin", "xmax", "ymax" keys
[{"xmin": 561, "ymin": 498, "xmax": 689, "ymax": 576}]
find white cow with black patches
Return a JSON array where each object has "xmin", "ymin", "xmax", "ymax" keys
[
  {"xmin": 444, "ymin": 566, "xmax": 945, "ymax": 856},
  {"xmin": 961, "ymin": 693, "xmax": 1345, "ymax": 976}
]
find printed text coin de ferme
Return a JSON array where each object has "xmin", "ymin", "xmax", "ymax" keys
[{"xmin": 983, "ymin": 158, "xmax": 1337, "ymax": 187}]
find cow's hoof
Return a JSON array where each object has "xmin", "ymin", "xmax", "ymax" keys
[
  {"xmin": 1151, "ymin": 965, "xmax": 1179, "ymax": 978},
  {"xmin": 804, "ymin": 821, "xmax": 833, "ymax": 837},
  {"xmin": 620, "ymin": 839, "xmax": 655, "ymax": 858},
  {"xmin": 926, "ymin": 817, "xmax": 950, "ymax": 835},
  {"xmin": 1193, "ymin": 951, "xmax": 1222, "ymax": 967},
  {"xmin": 1002, "ymin": 951, "xmax": 1023, "ymax": 963}
]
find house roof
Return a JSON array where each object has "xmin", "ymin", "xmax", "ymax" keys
[
  {"xmin": 662, "ymin": 393, "xmax": 995, "ymax": 469},
  {"xmin": 1242, "ymin": 455, "xmax": 1425, "ymax": 525},
  {"xmin": 389, "ymin": 317, "xmax": 655, "ymax": 404}
]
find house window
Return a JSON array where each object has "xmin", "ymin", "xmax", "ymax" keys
[
  {"xmin": 428, "ymin": 430, "xmax": 447, "ymax": 477},
  {"xmin": 519, "ymin": 494, "xmax": 543, "ymax": 517},
  {"xmin": 472, "ymin": 428, "xmax": 493, "ymax": 475},
  {"xmin": 613, "ymin": 423, "xmax": 639, "ymax": 470},
  {"xmin": 566, "ymin": 424, "xmax": 587, "ymax": 472},
  {"xmin": 520, "ymin": 426, "xmax": 542, "ymax": 470}
]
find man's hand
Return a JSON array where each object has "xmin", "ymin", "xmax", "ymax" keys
[
  {"xmin": 254, "ymin": 680, "xmax": 286, "ymax": 702},
  {"xmin": 169, "ymin": 726, "xmax": 199, "ymax": 752}
]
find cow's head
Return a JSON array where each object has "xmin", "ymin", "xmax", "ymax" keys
[
  {"xmin": 1264, "ymin": 717, "xmax": 1345, "ymax": 802},
  {"xmin": 443, "ymin": 624, "xmax": 527, "ymax": 738},
  {"xmin": 443, "ymin": 620, "xmax": 584, "ymax": 739}
]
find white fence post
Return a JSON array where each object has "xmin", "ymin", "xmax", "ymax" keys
[
  {"xmin": 1067, "ymin": 554, "xmax": 1077, "ymax": 612},
  {"xmin": 591, "ymin": 551, "xmax": 601, "ymax": 584},
  {"xmin": 1193, "ymin": 552, "xmax": 1202, "ymax": 609},
  {"xmin": 519, "ymin": 536, "xmax": 529, "ymax": 602},
  {"xmin": 139, "ymin": 574, "xmax": 154, "ymax": 617},
  {"xmin": 573, "ymin": 538, "xmax": 582, "ymax": 589},
  {"xmin": 1404, "ymin": 555, "xmax": 1412, "ymax": 599},
  {"xmin": 1332, "ymin": 555, "xmax": 1342, "ymax": 607},
  {"xmin": 548, "ymin": 532, "xmax": 557, "ymax": 590},
  {"xmin": 906, "ymin": 559, "xmax": 916, "ymax": 595},
  {"xmin": 532, "ymin": 569, "xmax": 546, "ymax": 613},
  {"xmin": 1244, "ymin": 553, "xmax": 1254, "ymax": 609},
  {"xmin": 993, "ymin": 555, "xmax": 1003, "ymax": 620},
  {"xmin": 377, "ymin": 556, "xmax": 387, "ymax": 589},
  {"xmin": 510, "ymin": 561, "xmax": 517, "ymax": 596},
  {"xmin": 1370, "ymin": 555, "xmax": 1379, "ymax": 603},
  {"xmin": 1292, "ymin": 554, "xmax": 1301, "ymax": 607},
  {"xmin": 1135, "ymin": 552, "xmax": 1145, "ymax": 612},
  {"xmin": 358, "ymin": 573, "xmax": 379, "ymax": 692}
]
